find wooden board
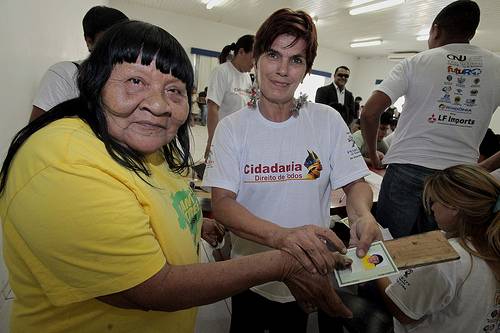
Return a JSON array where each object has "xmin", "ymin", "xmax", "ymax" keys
[{"xmin": 384, "ymin": 231, "xmax": 460, "ymax": 270}]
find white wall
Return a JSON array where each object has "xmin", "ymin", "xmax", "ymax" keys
[
  {"xmin": 109, "ymin": 1, "xmax": 358, "ymax": 85},
  {"xmin": 348, "ymin": 56, "xmax": 397, "ymax": 102},
  {"xmin": 0, "ymin": 0, "xmax": 105, "ymax": 158}
]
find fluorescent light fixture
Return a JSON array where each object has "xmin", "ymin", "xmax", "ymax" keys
[
  {"xmin": 206, "ymin": 0, "xmax": 224, "ymax": 9},
  {"xmin": 350, "ymin": 39, "xmax": 382, "ymax": 47},
  {"xmin": 416, "ymin": 34, "xmax": 429, "ymax": 41},
  {"xmin": 350, "ymin": 0, "xmax": 376, "ymax": 6},
  {"xmin": 349, "ymin": 0, "xmax": 404, "ymax": 15}
]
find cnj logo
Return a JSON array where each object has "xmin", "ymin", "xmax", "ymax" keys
[
  {"xmin": 447, "ymin": 66, "xmax": 481, "ymax": 75},
  {"xmin": 447, "ymin": 54, "xmax": 466, "ymax": 61}
]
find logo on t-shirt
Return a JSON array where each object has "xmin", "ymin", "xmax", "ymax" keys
[
  {"xmin": 242, "ymin": 150, "xmax": 322, "ymax": 183},
  {"xmin": 171, "ymin": 190, "xmax": 202, "ymax": 245},
  {"xmin": 304, "ymin": 150, "xmax": 322, "ymax": 180}
]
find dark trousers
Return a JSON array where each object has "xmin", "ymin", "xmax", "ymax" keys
[
  {"xmin": 230, "ymin": 289, "xmax": 309, "ymax": 333},
  {"xmin": 376, "ymin": 163, "xmax": 438, "ymax": 238}
]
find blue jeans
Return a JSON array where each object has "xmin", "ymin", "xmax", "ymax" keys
[{"xmin": 376, "ymin": 163, "xmax": 438, "ymax": 238}]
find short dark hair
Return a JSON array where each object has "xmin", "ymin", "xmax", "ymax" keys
[
  {"xmin": 334, "ymin": 66, "xmax": 350, "ymax": 75},
  {"xmin": 82, "ymin": 6, "xmax": 128, "ymax": 40},
  {"xmin": 1, "ymin": 21, "xmax": 193, "ymax": 193},
  {"xmin": 254, "ymin": 8, "xmax": 317, "ymax": 74},
  {"xmin": 380, "ymin": 111, "xmax": 392, "ymax": 125},
  {"xmin": 432, "ymin": 0, "xmax": 480, "ymax": 40},
  {"xmin": 355, "ymin": 96, "xmax": 362, "ymax": 102}
]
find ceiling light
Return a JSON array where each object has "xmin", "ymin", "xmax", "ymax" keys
[
  {"xmin": 350, "ymin": 39, "xmax": 383, "ymax": 47},
  {"xmin": 350, "ymin": 0, "xmax": 376, "ymax": 6},
  {"xmin": 206, "ymin": 0, "xmax": 224, "ymax": 9},
  {"xmin": 416, "ymin": 35, "xmax": 429, "ymax": 41},
  {"xmin": 349, "ymin": 0, "xmax": 404, "ymax": 15}
]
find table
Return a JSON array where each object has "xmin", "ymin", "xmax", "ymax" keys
[{"xmin": 330, "ymin": 170, "xmax": 384, "ymax": 217}]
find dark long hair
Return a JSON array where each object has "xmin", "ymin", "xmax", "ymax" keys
[{"xmin": 0, "ymin": 20, "xmax": 194, "ymax": 194}]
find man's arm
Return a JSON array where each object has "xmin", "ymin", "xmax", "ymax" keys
[
  {"xmin": 479, "ymin": 150, "xmax": 500, "ymax": 172},
  {"xmin": 342, "ymin": 179, "xmax": 382, "ymax": 257},
  {"xmin": 204, "ymin": 99, "xmax": 219, "ymax": 160},
  {"xmin": 211, "ymin": 187, "xmax": 347, "ymax": 275},
  {"xmin": 29, "ymin": 106, "xmax": 46, "ymax": 122},
  {"xmin": 361, "ymin": 91, "xmax": 392, "ymax": 169},
  {"xmin": 315, "ymin": 87, "xmax": 330, "ymax": 105},
  {"xmin": 346, "ymin": 91, "xmax": 355, "ymax": 124}
]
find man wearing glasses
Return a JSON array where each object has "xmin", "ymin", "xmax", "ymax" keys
[{"xmin": 315, "ymin": 66, "xmax": 355, "ymax": 125}]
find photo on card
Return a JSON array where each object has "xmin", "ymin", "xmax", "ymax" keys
[{"xmin": 334, "ymin": 241, "xmax": 399, "ymax": 287}]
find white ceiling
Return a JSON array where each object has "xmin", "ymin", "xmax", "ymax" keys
[{"xmin": 117, "ymin": 0, "xmax": 500, "ymax": 57}]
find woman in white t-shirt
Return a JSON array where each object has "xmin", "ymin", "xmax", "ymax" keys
[
  {"xmin": 376, "ymin": 164, "xmax": 500, "ymax": 333},
  {"xmin": 204, "ymin": 34, "xmax": 255, "ymax": 159},
  {"xmin": 204, "ymin": 8, "xmax": 381, "ymax": 333}
]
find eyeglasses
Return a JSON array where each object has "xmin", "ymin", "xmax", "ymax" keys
[{"xmin": 337, "ymin": 73, "xmax": 349, "ymax": 79}]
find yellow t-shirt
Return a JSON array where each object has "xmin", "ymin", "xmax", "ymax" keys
[{"xmin": 0, "ymin": 118, "xmax": 202, "ymax": 333}]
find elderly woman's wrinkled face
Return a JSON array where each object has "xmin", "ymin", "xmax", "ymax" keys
[
  {"xmin": 101, "ymin": 58, "xmax": 189, "ymax": 154},
  {"xmin": 256, "ymin": 34, "xmax": 307, "ymax": 106}
]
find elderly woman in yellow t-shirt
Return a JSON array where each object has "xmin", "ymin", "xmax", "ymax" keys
[{"xmin": 0, "ymin": 20, "xmax": 355, "ymax": 333}]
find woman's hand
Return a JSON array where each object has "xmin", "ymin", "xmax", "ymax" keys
[
  {"xmin": 201, "ymin": 218, "xmax": 225, "ymax": 247},
  {"xmin": 281, "ymin": 251, "xmax": 353, "ymax": 317},
  {"xmin": 349, "ymin": 215, "xmax": 383, "ymax": 257},
  {"xmin": 271, "ymin": 225, "xmax": 347, "ymax": 275}
]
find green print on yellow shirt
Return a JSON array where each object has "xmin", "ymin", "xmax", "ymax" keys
[{"xmin": 171, "ymin": 189, "xmax": 202, "ymax": 244}]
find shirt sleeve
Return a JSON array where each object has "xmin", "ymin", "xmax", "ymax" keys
[
  {"xmin": 6, "ymin": 164, "xmax": 166, "ymax": 306},
  {"xmin": 202, "ymin": 118, "xmax": 241, "ymax": 193},
  {"xmin": 33, "ymin": 63, "xmax": 79, "ymax": 111},
  {"xmin": 385, "ymin": 265, "xmax": 456, "ymax": 320},
  {"xmin": 376, "ymin": 59, "xmax": 410, "ymax": 104},
  {"xmin": 329, "ymin": 110, "xmax": 369, "ymax": 189},
  {"xmin": 207, "ymin": 65, "xmax": 226, "ymax": 107}
]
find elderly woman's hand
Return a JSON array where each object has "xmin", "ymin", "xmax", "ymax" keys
[
  {"xmin": 271, "ymin": 225, "xmax": 347, "ymax": 275},
  {"xmin": 201, "ymin": 218, "xmax": 225, "ymax": 247},
  {"xmin": 281, "ymin": 250, "xmax": 353, "ymax": 317}
]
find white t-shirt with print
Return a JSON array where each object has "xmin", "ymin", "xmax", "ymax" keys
[
  {"xmin": 33, "ymin": 61, "xmax": 81, "ymax": 111},
  {"xmin": 386, "ymin": 238, "xmax": 499, "ymax": 333},
  {"xmin": 378, "ymin": 44, "xmax": 500, "ymax": 170},
  {"xmin": 206, "ymin": 61, "xmax": 252, "ymax": 120},
  {"xmin": 203, "ymin": 102, "xmax": 368, "ymax": 302}
]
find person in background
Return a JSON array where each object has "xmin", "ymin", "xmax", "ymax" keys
[
  {"xmin": 29, "ymin": 5, "xmax": 128, "ymax": 122},
  {"xmin": 0, "ymin": 20, "xmax": 352, "ymax": 333},
  {"xmin": 353, "ymin": 111, "xmax": 391, "ymax": 167},
  {"xmin": 479, "ymin": 128, "xmax": 500, "ymax": 163},
  {"xmin": 218, "ymin": 44, "xmax": 234, "ymax": 64},
  {"xmin": 197, "ymin": 86, "xmax": 208, "ymax": 126},
  {"xmin": 361, "ymin": 0, "xmax": 500, "ymax": 238},
  {"xmin": 375, "ymin": 164, "xmax": 499, "ymax": 333},
  {"xmin": 350, "ymin": 118, "xmax": 361, "ymax": 133},
  {"xmin": 354, "ymin": 96, "xmax": 363, "ymax": 119},
  {"xmin": 315, "ymin": 65, "xmax": 355, "ymax": 125},
  {"xmin": 204, "ymin": 35, "xmax": 254, "ymax": 160},
  {"xmin": 203, "ymin": 8, "xmax": 381, "ymax": 333}
]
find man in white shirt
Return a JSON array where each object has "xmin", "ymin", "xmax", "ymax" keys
[
  {"xmin": 361, "ymin": 0, "xmax": 500, "ymax": 238},
  {"xmin": 315, "ymin": 66, "xmax": 355, "ymax": 125},
  {"xmin": 30, "ymin": 6, "xmax": 128, "ymax": 122}
]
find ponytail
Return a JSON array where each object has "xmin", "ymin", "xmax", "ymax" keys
[{"xmin": 218, "ymin": 43, "xmax": 236, "ymax": 64}]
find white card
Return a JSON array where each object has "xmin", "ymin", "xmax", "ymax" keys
[{"xmin": 334, "ymin": 241, "xmax": 399, "ymax": 287}]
